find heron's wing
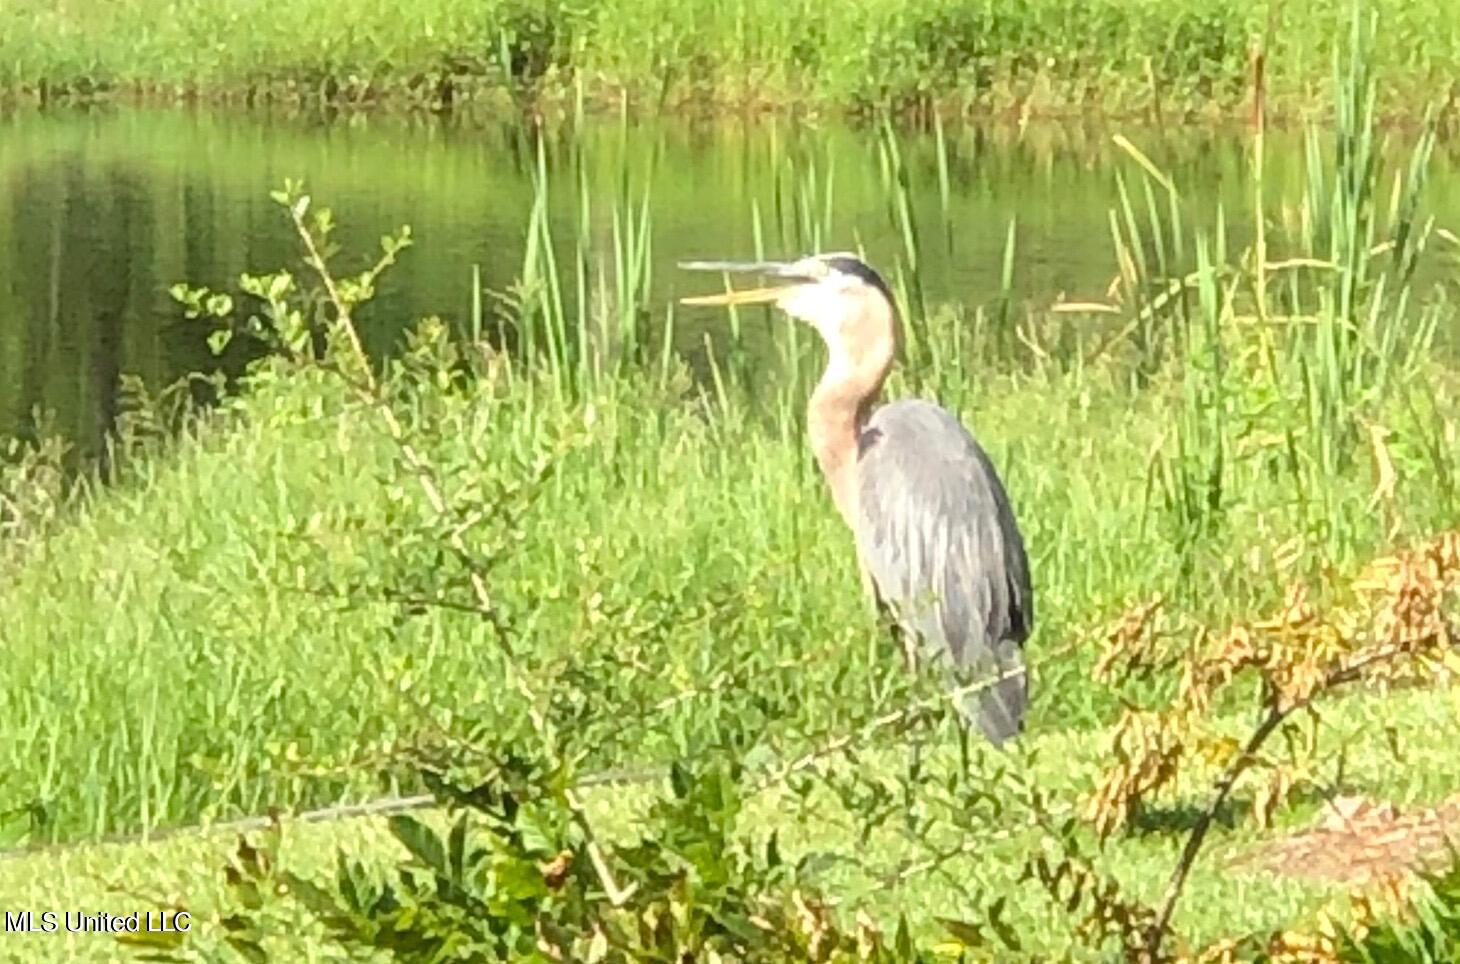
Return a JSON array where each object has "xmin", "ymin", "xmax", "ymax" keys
[{"xmin": 855, "ymin": 399, "xmax": 1033, "ymax": 742}]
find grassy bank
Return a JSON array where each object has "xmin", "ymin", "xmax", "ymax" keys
[
  {"xmin": 3, "ymin": 26, "xmax": 1460, "ymax": 961},
  {"xmin": 3, "ymin": 309, "xmax": 1459, "ymax": 956},
  {"xmin": 2, "ymin": 0, "xmax": 1458, "ymax": 118},
  {"xmin": 0, "ymin": 328, "xmax": 1224, "ymax": 842}
]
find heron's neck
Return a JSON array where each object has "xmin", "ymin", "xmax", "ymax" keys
[{"xmin": 808, "ymin": 341, "xmax": 892, "ymax": 525}]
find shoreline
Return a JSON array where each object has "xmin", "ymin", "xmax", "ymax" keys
[{"xmin": 3, "ymin": 82, "xmax": 1455, "ymax": 136}]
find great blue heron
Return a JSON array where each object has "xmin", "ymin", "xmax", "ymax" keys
[{"xmin": 680, "ymin": 253, "xmax": 1033, "ymax": 745}]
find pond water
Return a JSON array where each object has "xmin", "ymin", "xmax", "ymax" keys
[{"xmin": 2, "ymin": 107, "xmax": 1458, "ymax": 456}]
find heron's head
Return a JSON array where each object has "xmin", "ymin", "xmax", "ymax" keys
[{"xmin": 679, "ymin": 253, "xmax": 897, "ymax": 357}]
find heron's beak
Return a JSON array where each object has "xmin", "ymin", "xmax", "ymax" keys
[
  {"xmin": 676, "ymin": 259, "xmax": 810, "ymax": 307},
  {"xmin": 679, "ymin": 286, "xmax": 787, "ymax": 307}
]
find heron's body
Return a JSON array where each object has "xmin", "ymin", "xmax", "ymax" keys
[
  {"xmin": 680, "ymin": 253, "xmax": 1034, "ymax": 745},
  {"xmin": 855, "ymin": 399, "xmax": 1032, "ymax": 741}
]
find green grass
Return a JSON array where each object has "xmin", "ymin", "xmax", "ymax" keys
[
  {"xmin": 0, "ymin": 351, "xmax": 1196, "ymax": 842},
  {"xmin": 4, "ymin": 329, "xmax": 1454, "ymax": 829},
  {"xmin": 0, "ymin": 296, "xmax": 1456, "ymax": 956},
  {"xmin": 1, "ymin": 0, "xmax": 1458, "ymax": 117},
  {"xmin": 2, "ymin": 682, "xmax": 1458, "ymax": 961}
]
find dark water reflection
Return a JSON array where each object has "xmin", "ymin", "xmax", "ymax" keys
[{"xmin": 2, "ymin": 107, "xmax": 1458, "ymax": 456}]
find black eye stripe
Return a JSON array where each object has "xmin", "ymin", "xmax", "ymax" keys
[{"xmin": 821, "ymin": 256, "xmax": 895, "ymax": 309}]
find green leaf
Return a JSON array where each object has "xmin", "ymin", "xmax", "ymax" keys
[
  {"xmin": 448, "ymin": 813, "xmax": 468, "ymax": 884},
  {"xmin": 986, "ymin": 897, "xmax": 1022, "ymax": 951},
  {"xmin": 670, "ymin": 762, "xmax": 690, "ymax": 799},
  {"xmin": 282, "ymin": 871, "xmax": 341, "ymax": 918},
  {"xmin": 337, "ymin": 853, "xmax": 364, "ymax": 912},
  {"xmin": 895, "ymin": 914, "xmax": 914, "ymax": 959},
  {"xmin": 267, "ymin": 272, "xmax": 292, "ymax": 302},
  {"xmin": 492, "ymin": 856, "xmax": 550, "ymax": 902},
  {"xmin": 389, "ymin": 815, "xmax": 449, "ymax": 876},
  {"xmin": 232, "ymin": 879, "xmax": 263, "ymax": 911},
  {"xmin": 225, "ymin": 936, "xmax": 269, "ymax": 964},
  {"xmin": 936, "ymin": 917, "xmax": 985, "ymax": 947},
  {"xmin": 207, "ymin": 328, "xmax": 233, "ymax": 356},
  {"xmin": 713, "ymin": 911, "xmax": 763, "ymax": 943}
]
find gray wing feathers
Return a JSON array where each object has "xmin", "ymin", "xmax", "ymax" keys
[{"xmin": 854, "ymin": 399, "xmax": 1033, "ymax": 744}]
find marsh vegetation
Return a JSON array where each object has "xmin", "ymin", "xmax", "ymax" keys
[{"xmin": 4, "ymin": 0, "xmax": 1460, "ymax": 119}]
